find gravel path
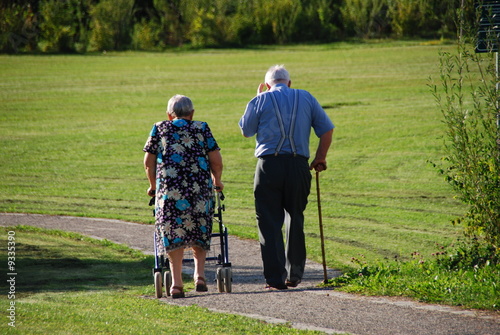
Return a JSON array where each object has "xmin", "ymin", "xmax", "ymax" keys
[{"xmin": 1, "ymin": 213, "xmax": 499, "ymax": 335}]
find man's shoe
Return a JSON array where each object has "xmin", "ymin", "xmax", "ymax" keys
[
  {"xmin": 285, "ymin": 279, "xmax": 301, "ymax": 288},
  {"xmin": 265, "ymin": 283, "xmax": 288, "ymax": 290}
]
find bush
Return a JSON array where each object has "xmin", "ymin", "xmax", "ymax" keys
[
  {"xmin": 253, "ymin": 0, "xmax": 303, "ymax": 44},
  {"xmin": 188, "ymin": 7, "xmax": 220, "ymax": 48},
  {"xmin": 435, "ymin": 239, "xmax": 499, "ymax": 270},
  {"xmin": 340, "ymin": 0, "xmax": 389, "ymax": 39},
  {"xmin": 388, "ymin": 0, "xmax": 428, "ymax": 38},
  {"xmin": 225, "ymin": 12, "xmax": 255, "ymax": 46},
  {"xmin": 0, "ymin": 0, "xmax": 464, "ymax": 52},
  {"xmin": 89, "ymin": 0, "xmax": 134, "ymax": 51},
  {"xmin": 38, "ymin": 0, "xmax": 81, "ymax": 52},
  {"xmin": 430, "ymin": 22, "xmax": 500, "ymax": 250},
  {"xmin": 329, "ymin": 246, "xmax": 500, "ymax": 310},
  {"xmin": 132, "ymin": 19, "xmax": 161, "ymax": 50},
  {"xmin": 417, "ymin": 1, "xmax": 458, "ymax": 39},
  {"xmin": 387, "ymin": 0, "xmax": 457, "ymax": 39},
  {"xmin": 153, "ymin": 0, "xmax": 188, "ymax": 47},
  {"xmin": 0, "ymin": 3, "xmax": 38, "ymax": 53},
  {"xmin": 294, "ymin": 0, "xmax": 340, "ymax": 42}
]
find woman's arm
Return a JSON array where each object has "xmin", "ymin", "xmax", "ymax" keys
[
  {"xmin": 144, "ymin": 152, "xmax": 157, "ymax": 196},
  {"xmin": 208, "ymin": 149, "xmax": 224, "ymax": 191}
]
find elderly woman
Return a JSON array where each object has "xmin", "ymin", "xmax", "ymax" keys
[{"xmin": 143, "ymin": 95, "xmax": 224, "ymax": 298}]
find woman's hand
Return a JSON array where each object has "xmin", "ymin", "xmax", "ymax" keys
[
  {"xmin": 213, "ymin": 181, "xmax": 224, "ymax": 192},
  {"xmin": 147, "ymin": 187, "xmax": 155, "ymax": 197}
]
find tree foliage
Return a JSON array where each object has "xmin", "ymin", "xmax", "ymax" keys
[{"xmin": 1, "ymin": 0, "xmax": 459, "ymax": 53}]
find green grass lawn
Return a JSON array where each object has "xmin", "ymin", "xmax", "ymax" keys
[
  {"xmin": 0, "ymin": 226, "xmax": 322, "ymax": 334},
  {"xmin": 0, "ymin": 41, "xmax": 465, "ymax": 272}
]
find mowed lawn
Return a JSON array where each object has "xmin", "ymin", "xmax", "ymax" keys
[{"xmin": 0, "ymin": 41, "xmax": 466, "ymax": 270}]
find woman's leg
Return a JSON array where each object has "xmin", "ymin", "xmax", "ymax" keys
[
  {"xmin": 192, "ymin": 246, "xmax": 207, "ymax": 282},
  {"xmin": 167, "ymin": 248, "xmax": 184, "ymax": 292}
]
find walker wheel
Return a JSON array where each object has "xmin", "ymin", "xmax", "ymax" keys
[
  {"xmin": 216, "ymin": 267, "xmax": 224, "ymax": 293},
  {"xmin": 164, "ymin": 271, "xmax": 172, "ymax": 297},
  {"xmin": 223, "ymin": 267, "xmax": 232, "ymax": 293},
  {"xmin": 154, "ymin": 271, "xmax": 163, "ymax": 298}
]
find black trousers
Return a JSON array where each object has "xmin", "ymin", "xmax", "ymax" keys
[{"xmin": 254, "ymin": 155, "xmax": 312, "ymax": 286}]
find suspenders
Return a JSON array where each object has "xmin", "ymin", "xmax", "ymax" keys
[{"xmin": 269, "ymin": 90, "xmax": 298, "ymax": 156}]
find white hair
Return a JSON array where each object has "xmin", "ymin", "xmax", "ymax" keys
[
  {"xmin": 167, "ymin": 95, "xmax": 194, "ymax": 118},
  {"xmin": 264, "ymin": 65, "xmax": 290, "ymax": 86}
]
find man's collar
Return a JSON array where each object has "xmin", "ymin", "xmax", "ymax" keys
[{"xmin": 270, "ymin": 83, "xmax": 288, "ymax": 91}]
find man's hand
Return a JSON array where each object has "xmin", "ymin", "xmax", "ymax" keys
[
  {"xmin": 257, "ymin": 83, "xmax": 266, "ymax": 95},
  {"xmin": 310, "ymin": 161, "xmax": 327, "ymax": 172}
]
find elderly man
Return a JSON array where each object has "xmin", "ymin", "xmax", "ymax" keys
[{"xmin": 239, "ymin": 65, "xmax": 334, "ymax": 290}]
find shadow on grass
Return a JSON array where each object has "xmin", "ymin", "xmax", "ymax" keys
[{"xmin": 0, "ymin": 226, "xmax": 154, "ymax": 294}]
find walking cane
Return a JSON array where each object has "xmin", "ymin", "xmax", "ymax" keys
[{"xmin": 315, "ymin": 169, "xmax": 328, "ymax": 284}]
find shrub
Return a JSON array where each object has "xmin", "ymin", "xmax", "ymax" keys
[
  {"xmin": 188, "ymin": 7, "xmax": 219, "ymax": 48},
  {"xmin": 388, "ymin": 0, "xmax": 428, "ymax": 38},
  {"xmin": 435, "ymin": 239, "xmax": 500, "ymax": 270},
  {"xmin": 132, "ymin": 19, "xmax": 161, "ymax": 50},
  {"xmin": 153, "ymin": 0, "xmax": 188, "ymax": 47},
  {"xmin": 225, "ymin": 12, "xmax": 255, "ymax": 46},
  {"xmin": 430, "ymin": 22, "xmax": 500, "ymax": 250},
  {"xmin": 38, "ymin": 0, "xmax": 78, "ymax": 52},
  {"xmin": 294, "ymin": 0, "xmax": 340, "ymax": 42},
  {"xmin": 387, "ymin": 0, "xmax": 457, "ymax": 39},
  {"xmin": 418, "ymin": 1, "xmax": 458, "ymax": 39},
  {"xmin": 0, "ymin": 0, "xmax": 465, "ymax": 52},
  {"xmin": 329, "ymin": 248, "xmax": 500, "ymax": 310},
  {"xmin": 0, "ymin": 3, "xmax": 39, "ymax": 53},
  {"xmin": 254, "ymin": 0, "xmax": 303, "ymax": 44},
  {"xmin": 340, "ymin": 0, "xmax": 389, "ymax": 39},
  {"xmin": 89, "ymin": 0, "xmax": 134, "ymax": 51}
]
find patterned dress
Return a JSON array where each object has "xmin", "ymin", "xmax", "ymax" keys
[{"xmin": 143, "ymin": 119, "xmax": 220, "ymax": 254}]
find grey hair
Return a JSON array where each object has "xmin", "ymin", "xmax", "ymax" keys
[
  {"xmin": 264, "ymin": 65, "xmax": 290, "ymax": 86},
  {"xmin": 167, "ymin": 94, "xmax": 194, "ymax": 118}
]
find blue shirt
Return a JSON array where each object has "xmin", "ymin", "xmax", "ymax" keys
[{"xmin": 239, "ymin": 84, "xmax": 334, "ymax": 158}]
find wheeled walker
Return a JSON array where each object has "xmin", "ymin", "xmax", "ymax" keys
[{"xmin": 150, "ymin": 191, "xmax": 232, "ymax": 298}]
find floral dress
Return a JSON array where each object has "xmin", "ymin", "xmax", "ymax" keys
[{"xmin": 143, "ymin": 119, "xmax": 220, "ymax": 254}]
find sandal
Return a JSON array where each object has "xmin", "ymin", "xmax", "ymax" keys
[
  {"xmin": 195, "ymin": 277, "xmax": 208, "ymax": 292},
  {"xmin": 170, "ymin": 286, "xmax": 185, "ymax": 299}
]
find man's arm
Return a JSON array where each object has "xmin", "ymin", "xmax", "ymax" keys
[
  {"xmin": 310, "ymin": 129, "xmax": 333, "ymax": 172},
  {"xmin": 239, "ymin": 95, "xmax": 261, "ymax": 138}
]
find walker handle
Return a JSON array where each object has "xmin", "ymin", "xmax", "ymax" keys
[{"xmin": 214, "ymin": 186, "xmax": 225, "ymax": 201}]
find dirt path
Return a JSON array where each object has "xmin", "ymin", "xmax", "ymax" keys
[{"xmin": 1, "ymin": 213, "xmax": 499, "ymax": 335}]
